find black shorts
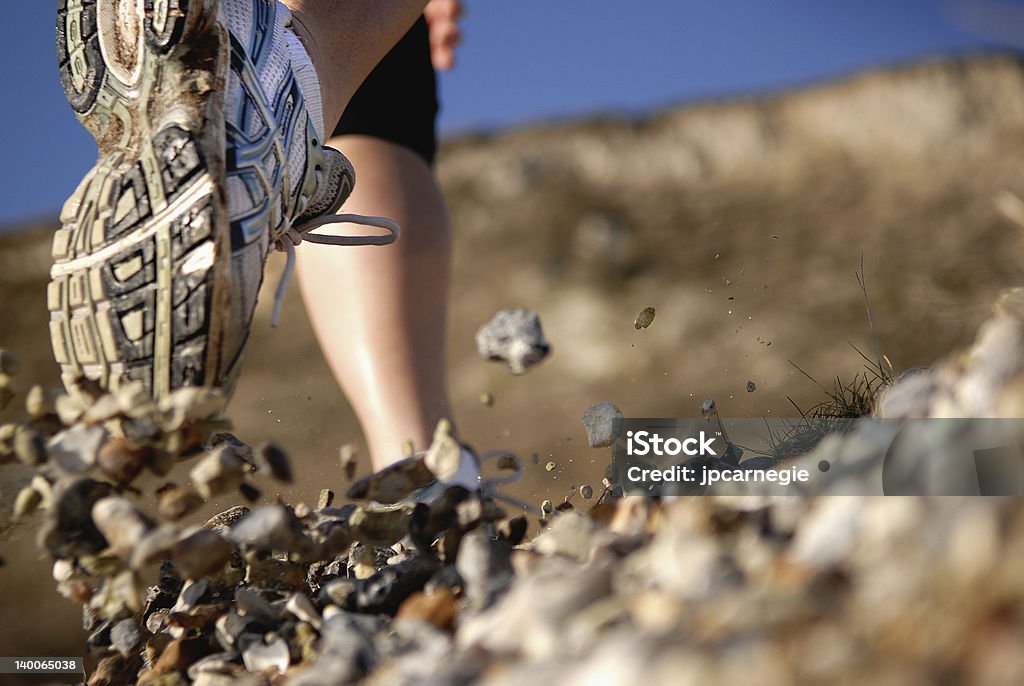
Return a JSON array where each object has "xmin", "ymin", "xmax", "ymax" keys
[{"xmin": 331, "ymin": 16, "xmax": 439, "ymax": 166}]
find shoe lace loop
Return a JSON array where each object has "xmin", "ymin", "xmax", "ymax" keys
[
  {"xmin": 270, "ymin": 213, "xmax": 400, "ymax": 326},
  {"xmin": 477, "ymin": 449, "xmax": 538, "ymax": 513}
]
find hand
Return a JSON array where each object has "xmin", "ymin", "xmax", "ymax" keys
[{"xmin": 424, "ymin": 0, "xmax": 463, "ymax": 71}]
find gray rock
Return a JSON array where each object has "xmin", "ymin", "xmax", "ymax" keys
[
  {"xmin": 581, "ymin": 402, "xmax": 623, "ymax": 448},
  {"xmin": 229, "ymin": 506, "xmax": 317, "ymax": 559},
  {"xmin": 290, "ymin": 613, "xmax": 378, "ymax": 686},
  {"xmin": 634, "ymin": 306, "xmax": 656, "ymax": 329},
  {"xmin": 456, "ymin": 529, "xmax": 514, "ymax": 610},
  {"xmin": 354, "ymin": 556, "xmax": 440, "ymax": 615},
  {"xmin": 255, "ymin": 443, "xmax": 293, "ymax": 483},
  {"xmin": 40, "ymin": 478, "xmax": 112, "ymax": 558},
  {"xmin": 475, "ymin": 308, "xmax": 551, "ymax": 375},
  {"xmin": 47, "ymin": 424, "xmax": 107, "ymax": 473},
  {"xmin": 235, "ymin": 588, "xmax": 280, "ymax": 625},
  {"xmin": 110, "ymin": 618, "xmax": 142, "ymax": 658}
]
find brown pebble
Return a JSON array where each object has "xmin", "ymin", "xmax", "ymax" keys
[
  {"xmin": 397, "ymin": 587, "xmax": 458, "ymax": 631},
  {"xmin": 90, "ymin": 653, "xmax": 141, "ymax": 686},
  {"xmin": 98, "ymin": 438, "xmax": 151, "ymax": 485},
  {"xmin": 139, "ymin": 638, "xmax": 209, "ymax": 684},
  {"xmin": 155, "ymin": 484, "xmax": 204, "ymax": 522}
]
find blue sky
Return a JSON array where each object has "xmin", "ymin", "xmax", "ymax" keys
[{"xmin": 1, "ymin": 0, "xmax": 1019, "ymax": 226}]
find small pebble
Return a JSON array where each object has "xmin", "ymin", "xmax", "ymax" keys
[
  {"xmin": 634, "ymin": 307, "xmax": 656, "ymax": 330},
  {"xmin": 26, "ymin": 385, "xmax": 52, "ymax": 418},
  {"xmin": 339, "ymin": 443, "xmax": 359, "ymax": 481},
  {"xmin": 475, "ymin": 308, "xmax": 551, "ymax": 375},
  {"xmin": 0, "ymin": 349, "xmax": 20, "ymax": 376}
]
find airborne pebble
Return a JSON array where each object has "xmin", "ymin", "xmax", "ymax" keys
[
  {"xmin": 475, "ymin": 308, "xmax": 551, "ymax": 375},
  {"xmin": 634, "ymin": 306, "xmax": 656, "ymax": 329},
  {"xmin": 581, "ymin": 402, "xmax": 624, "ymax": 448}
]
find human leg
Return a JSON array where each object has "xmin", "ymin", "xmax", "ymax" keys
[
  {"xmin": 296, "ymin": 136, "xmax": 452, "ymax": 470},
  {"xmin": 50, "ymin": 0, "xmax": 425, "ymax": 398}
]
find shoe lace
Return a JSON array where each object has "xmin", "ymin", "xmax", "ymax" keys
[
  {"xmin": 477, "ymin": 449, "xmax": 538, "ymax": 514},
  {"xmin": 270, "ymin": 213, "xmax": 401, "ymax": 326}
]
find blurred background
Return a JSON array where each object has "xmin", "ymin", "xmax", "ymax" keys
[
  {"xmin": 2, "ymin": 0, "xmax": 1024, "ymax": 674},
  {"xmin": 3, "ymin": 0, "xmax": 1022, "ymax": 225}
]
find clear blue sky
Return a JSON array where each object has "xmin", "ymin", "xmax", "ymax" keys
[{"xmin": 1, "ymin": 0, "xmax": 1019, "ymax": 226}]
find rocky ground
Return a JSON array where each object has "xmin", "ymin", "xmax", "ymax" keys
[
  {"xmin": 2, "ymin": 287, "xmax": 1024, "ymax": 685},
  {"xmin": 1, "ymin": 53, "xmax": 1024, "ymax": 683}
]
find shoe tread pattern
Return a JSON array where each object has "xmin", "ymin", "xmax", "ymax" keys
[{"xmin": 51, "ymin": 0, "xmax": 226, "ymax": 397}]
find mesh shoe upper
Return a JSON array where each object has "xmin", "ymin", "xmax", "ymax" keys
[{"xmin": 216, "ymin": 0, "xmax": 341, "ymax": 376}]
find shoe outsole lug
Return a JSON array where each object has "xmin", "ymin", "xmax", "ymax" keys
[
  {"xmin": 52, "ymin": 0, "xmax": 229, "ymax": 399},
  {"xmin": 144, "ymin": 0, "xmax": 191, "ymax": 52},
  {"xmin": 57, "ymin": 0, "xmax": 104, "ymax": 115}
]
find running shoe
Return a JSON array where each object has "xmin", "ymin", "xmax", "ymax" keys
[{"xmin": 51, "ymin": 0, "xmax": 396, "ymax": 400}]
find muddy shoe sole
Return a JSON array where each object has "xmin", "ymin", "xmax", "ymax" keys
[{"xmin": 51, "ymin": 0, "xmax": 231, "ymax": 399}]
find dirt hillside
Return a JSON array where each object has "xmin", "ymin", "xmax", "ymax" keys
[{"xmin": 0, "ymin": 53, "xmax": 1022, "ymax": 667}]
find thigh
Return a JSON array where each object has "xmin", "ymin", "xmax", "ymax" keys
[{"xmin": 332, "ymin": 16, "xmax": 439, "ymax": 166}]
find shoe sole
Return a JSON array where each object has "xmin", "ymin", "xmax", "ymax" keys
[{"xmin": 52, "ymin": 0, "xmax": 230, "ymax": 399}]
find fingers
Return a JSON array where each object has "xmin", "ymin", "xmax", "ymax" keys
[{"xmin": 424, "ymin": 0, "xmax": 463, "ymax": 71}]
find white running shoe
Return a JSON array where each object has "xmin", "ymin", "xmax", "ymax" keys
[{"xmin": 52, "ymin": 0, "xmax": 396, "ymax": 399}]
